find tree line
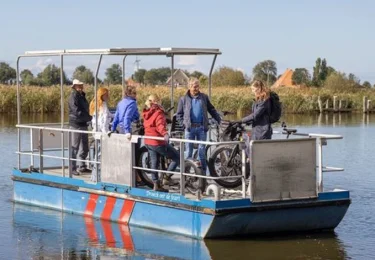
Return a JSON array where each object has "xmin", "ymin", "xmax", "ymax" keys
[{"xmin": 0, "ymin": 59, "xmax": 373, "ymax": 89}]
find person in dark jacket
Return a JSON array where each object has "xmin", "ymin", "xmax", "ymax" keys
[
  {"xmin": 68, "ymin": 79, "xmax": 92, "ymax": 175},
  {"xmin": 237, "ymin": 80, "xmax": 272, "ymax": 140},
  {"xmin": 176, "ymin": 78, "xmax": 221, "ymax": 173},
  {"xmin": 143, "ymin": 95, "xmax": 180, "ymax": 192}
]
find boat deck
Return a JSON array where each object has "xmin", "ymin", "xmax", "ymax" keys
[{"xmin": 41, "ymin": 167, "xmax": 245, "ymax": 201}]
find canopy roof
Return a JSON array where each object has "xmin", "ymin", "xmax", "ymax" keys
[{"xmin": 24, "ymin": 47, "xmax": 221, "ymax": 56}]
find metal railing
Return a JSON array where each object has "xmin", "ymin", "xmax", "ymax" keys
[
  {"xmin": 15, "ymin": 123, "xmax": 247, "ymax": 200},
  {"xmin": 15, "ymin": 123, "xmax": 344, "ymax": 200}
]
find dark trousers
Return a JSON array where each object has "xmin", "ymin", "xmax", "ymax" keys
[
  {"xmin": 145, "ymin": 144, "xmax": 180, "ymax": 182},
  {"xmin": 70, "ymin": 126, "xmax": 89, "ymax": 170}
]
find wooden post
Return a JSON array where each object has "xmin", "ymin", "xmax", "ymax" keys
[
  {"xmin": 367, "ymin": 100, "xmax": 372, "ymax": 111},
  {"xmin": 339, "ymin": 100, "xmax": 342, "ymax": 110},
  {"xmin": 318, "ymin": 96, "xmax": 323, "ymax": 113},
  {"xmin": 325, "ymin": 99, "xmax": 329, "ymax": 110},
  {"xmin": 333, "ymin": 96, "xmax": 337, "ymax": 111},
  {"xmin": 363, "ymin": 96, "xmax": 368, "ymax": 113}
]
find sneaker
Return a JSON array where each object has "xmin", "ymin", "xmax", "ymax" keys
[
  {"xmin": 162, "ymin": 177, "xmax": 178, "ymax": 186},
  {"xmin": 72, "ymin": 170, "xmax": 80, "ymax": 176},
  {"xmin": 136, "ymin": 180, "xmax": 147, "ymax": 187},
  {"xmin": 78, "ymin": 168, "xmax": 92, "ymax": 174},
  {"xmin": 153, "ymin": 180, "xmax": 168, "ymax": 192}
]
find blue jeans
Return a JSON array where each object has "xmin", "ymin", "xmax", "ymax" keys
[
  {"xmin": 145, "ymin": 144, "xmax": 180, "ymax": 182},
  {"xmin": 185, "ymin": 126, "xmax": 207, "ymax": 173}
]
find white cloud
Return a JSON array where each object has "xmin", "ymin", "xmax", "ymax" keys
[
  {"xmin": 236, "ymin": 67, "xmax": 245, "ymax": 73},
  {"xmin": 32, "ymin": 58, "xmax": 53, "ymax": 71},
  {"xmin": 178, "ymin": 56, "xmax": 199, "ymax": 66}
]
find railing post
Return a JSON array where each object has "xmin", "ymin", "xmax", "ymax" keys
[
  {"xmin": 241, "ymin": 147, "xmax": 246, "ymax": 198},
  {"xmin": 179, "ymin": 142, "xmax": 185, "ymax": 196},
  {"xmin": 30, "ymin": 128, "xmax": 34, "ymax": 167},
  {"xmin": 68, "ymin": 132, "xmax": 72, "ymax": 178},
  {"xmin": 39, "ymin": 129, "xmax": 44, "ymax": 173},
  {"xmin": 131, "ymin": 139, "xmax": 136, "ymax": 188},
  {"xmin": 317, "ymin": 137, "xmax": 323, "ymax": 192}
]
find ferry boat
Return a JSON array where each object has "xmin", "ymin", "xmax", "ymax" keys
[{"xmin": 12, "ymin": 48, "xmax": 350, "ymax": 239}]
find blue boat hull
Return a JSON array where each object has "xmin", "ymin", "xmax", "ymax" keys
[{"xmin": 12, "ymin": 170, "xmax": 350, "ymax": 239}]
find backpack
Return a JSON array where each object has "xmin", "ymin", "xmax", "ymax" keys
[{"xmin": 269, "ymin": 91, "xmax": 282, "ymax": 124}]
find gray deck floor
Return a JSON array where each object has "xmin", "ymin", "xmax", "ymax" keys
[{"xmin": 40, "ymin": 167, "xmax": 244, "ymax": 201}]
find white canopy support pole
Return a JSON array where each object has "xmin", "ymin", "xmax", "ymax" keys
[
  {"xmin": 122, "ymin": 55, "xmax": 127, "ymax": 94},
  {"xmin": 60, "ymin": 55, "xmax": 65, "ymax": 177},
  {"xmin": 94, "ymin": 55, "xmax": 103, "ymax": 182}
]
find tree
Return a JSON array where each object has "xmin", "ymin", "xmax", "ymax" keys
[
  {"xmin": 36, "ymin": 64, "xmax": 68, "ymax": 86},
  {"xmin": 324, "ymin": 72, "xmax": 350, "ymax": 91},
  {"xmin": 327, "ymin": 66, "xmax": 336, "ymax": 77},
  {"xmin": 319, "ymin": 58, "xmax": 328, "ymax": 82},
  {"xmin": 133, "ymin": 68, "xmax": 147, "ymax": 84},
  {"xmin": 212, "ymin": 66, "xmax": 245, "ymax": 86},
  {"xmin": 105, "ymin": 64, "xmax": 122, "ymax": 84},
  {"xmin": 0, "ymin": 62, "xmax": 16, "ymax": 84},
  {"xmin": 312, "ymin": 58, "xmax": 322, "ymax": 86},
  {"xmin": 252, "ymin": 60, "xmax": 277, "ymax": 86},
  {"xmin": 20, "ymin": 69, "xmax": 34, "ymax": 85},
  {"xmin": 190, "ymin": 70, "xmax": 204, "ymax": 79},
  {"xmin": 73, "ymin": 65, "xmax": 94, "ymax": 85},
  {"xmin": 144, "ymin": 67, "xmax": 171, "ymax": 85},
  {"xmin": 292, "ymin": 68, "xmax": 311, "ymax": 86},
  {"xmin": 362, "ymin": 81, "xmax": 372, "ymax": 88},
  {"xmin": 199, "ymin": 75, "xmax": 208, "ymax": 85},
  {"xmin": 348, "ymin": 73, "xmax": 361, "ymax": 88}
]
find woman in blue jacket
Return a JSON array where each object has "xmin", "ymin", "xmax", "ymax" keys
[{"xmin": 111, "ymin": 85, "xmax": 140, "ymax": 139}]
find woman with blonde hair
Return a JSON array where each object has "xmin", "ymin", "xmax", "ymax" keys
[
  {"xmin": 236, "ymin": 80, "xmax": 272, "ymax": 140},
  {"xmin": 143, "ymin": 94, "xmax": 180, "ymax": 192},
  {"xmin": 90, "ymin": 87, "xmax": 112, "ymax": 134},
  {"xmin": 89, "ymin": 87, "xmax": 113, "ymax": 181}
]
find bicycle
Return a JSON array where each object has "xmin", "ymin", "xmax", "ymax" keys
[
  {"xmin": 136, "ymin": 109, "xmax": 206, "ymax": 194},
  {"xmin": 206, "ymin": 121, "xmax": 251, "ymax": 188},
  {"xmin": 206, "ymin": 121, "xmax": 297, "ymax": 188}
]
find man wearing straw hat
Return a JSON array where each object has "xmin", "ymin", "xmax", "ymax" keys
[{"xmin": 68, "ymin": 79, "xmax": 92, "ymax": 176}]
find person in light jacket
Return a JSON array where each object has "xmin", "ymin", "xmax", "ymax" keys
[
  {"xmin": 89, "ymin": 87, "xmax": 113, "ymax": 182},
  {"xmin": 238, "ymin": 80, "xmax": 272, "ymax": 140},
  {"xmin": 143, "ymin": 94, "xmax": 180, "ymax": 192}
]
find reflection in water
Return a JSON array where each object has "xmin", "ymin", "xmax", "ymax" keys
[{"xmin": 12, "ymin": 203, "xmax": 348, "ymax": 260}]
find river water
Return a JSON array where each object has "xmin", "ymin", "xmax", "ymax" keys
[{"xmin": 0, "ymin": 113, "xmax": 374, "ymax": 260}]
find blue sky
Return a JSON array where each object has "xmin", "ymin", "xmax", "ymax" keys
[{"xmin": 1, "ymin": 0, "xmax": 375, "ymax": 82}]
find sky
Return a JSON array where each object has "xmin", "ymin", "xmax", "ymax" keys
[{"xmin": 1, "ymin": 0, "xmax": 375, "ymax": 82}]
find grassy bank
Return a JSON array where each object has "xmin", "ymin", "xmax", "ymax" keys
[{"xmin": 1, "ymin": 84, "xmax": 375, "ymax": 114}]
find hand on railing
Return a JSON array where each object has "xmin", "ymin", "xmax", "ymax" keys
[{"xmin": 164, "ymin": 134, "xmax": 170, "ymax": 143}]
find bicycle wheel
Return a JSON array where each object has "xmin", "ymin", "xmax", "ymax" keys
[
  {"xmin": 137, "ymin": 146, "xmax": 154, "ymax": 188},
  {"xmin": 208, "ymin": 146, "xmax": 250, "ymax": 188},
  {"xmin": 137, "ymin": 146, "xmax": 173, "ymax": 188},
  {"xmin": 184, "ymin": 159, "xmax": 206, "ymax": 195}
]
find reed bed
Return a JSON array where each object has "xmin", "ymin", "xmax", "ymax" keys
[{"xmin": 1, "ymin": 84, "xmax": 375, "ymax": 114}]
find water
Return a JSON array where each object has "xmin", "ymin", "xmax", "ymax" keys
[{"xmin": 1, "ymin": 113, "xmax": 374, "ymax": 260}]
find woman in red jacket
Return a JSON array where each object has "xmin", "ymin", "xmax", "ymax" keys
[{"xmin": 143, "ymin": 94, "xmax": 180, "ymax": 192}]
